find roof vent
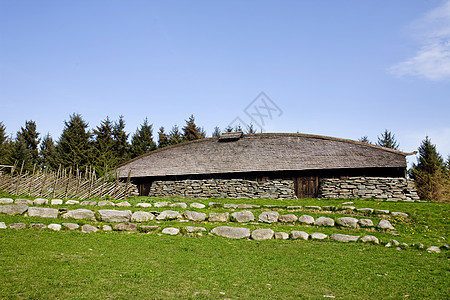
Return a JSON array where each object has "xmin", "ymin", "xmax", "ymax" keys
[{"xmin": 218, "ymin": 132, "xmax": 243, "ymax": 142}]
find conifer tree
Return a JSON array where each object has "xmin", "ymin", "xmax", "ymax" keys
[
  {"xmin": 112, "ymin": 116, "xmax": 130, "ymax": 163},
  {"xmin": 212, "ymin": 126, "xmax": 221, "ymax": 137},
  {"xmin": 377, "ymin": 130, "xmax": 399, "ymax": 150},
  {"xmin": 168, "ymin": 125, "xmax": 184, "ymax": 145},
  {"xmin": 157, "ymin": 127, "xmax": 170, "ymax": 148},
  {"xmin": 39, "ymin": 134, "xmax": 57, "ymax": 170},
  {"xmin": 55, "ymin": 113, "xmax": 92, "ymax": 168},
  {"xmin": 130, "ymin": 118, "xmax": 156, "ymax": 158},
  {"xmin": 17, "ymin": 120, "xmax": 40, "ymax": 165},
  {"xmin": 92, "ymin": 117, "xmax": 115, "ymax": 175},
  {"xmin": 7, "ymin": 134, "xmax": 32, "ymax": 172},
  {"xmin": 359, "ymin": 136, "xmax": 371, "ymax": 144},
  {"xmin": 0, "ymin": 122, "xmax": 9, "ymax": 164},
  {"xmin": 410, "ymin": 137, "xmax": 445, "ymax": 202},
  {"xmin": 182, "ymin": 115, "xmax": 205, "ymax": 141},
  {"xmin": 233, "ymin": 124, "xmax": 243, "ymax": 132},
  {"xmin": 224, "ymin": 126, "xmax": 233, "ymax": 133},
  {"xmin": 246, "ymin": 123, "xmax": 257, "ymax": 134}
]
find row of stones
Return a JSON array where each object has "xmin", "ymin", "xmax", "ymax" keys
[
  {"xmin": 319, "ymin": 177, "xmax": 419, "ymax": 200},
  {"xmin": 149, "ymin": 179, "xmax": 296, "ymax": 199},
  {"xmin": 0, "ymin": 198, "xmax": 410, "ymax": 218},
  {"xmin": 0, "ymin": 221, "xmax": 442, "ymax": 253},
  {"xmin": 0, "ymin": 204, "xmax": 396, "ymax": 230}
]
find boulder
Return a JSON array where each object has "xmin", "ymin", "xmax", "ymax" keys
[
  {"xmin": 190, "ymin": 202, "xmax": 205, "ymax": 209},
  {"xmin": 80, "ymin": 200, "xmax": 97, "ymax": 206},
  {"xmin": 170, "ymin": 202, "xmax": 187, "ymax": 209},
  {"xmin": 0, "ymin": 222, "xmax": 6, "ymax": 229},
  {"xmin": 116, "ymin": 201, "xmax": 131, "ymax": 207},
  {"xmin": 427, "ymin": 246, "xmax": 441, "ymax": 253},
  {"xmin": 361, "ymin": 235, "xmax": 379, "ymax": 244},
  {"xmin": 278, "ymin": 214, "xmax": 298, "ymax": 223},
  {"xmin": 341, "ymin": 206, "xmax": 356, "ymax": 210},
  {"xmin": 322, "ymin": 206, "xmax": 336, "ymax": 211},
  {"xmin": 211, "ymin": 226, "xmax": 251, "ymax": 239},
  {"xmin": 131, "ymin": 211, "xmax": 154, "ymax": 223},
  {"xmin": 28, "ymin": 207, "xmax": 59, "ymax": 218},
  {"xmin": 136, "ymin": 203, "xmax": 152, "ymax": 208},
  {"xmin": 15, "ymin": 199, "xmax": 33, "ymax": 205},
  {"xmin": 392, "ymin": 212, "xmax": 408, "ymax": 218},
  {"xmin": 298, "ymin": 215, "xmax": 315, "ymax": 225},
  {"xmin": 114, "ymin": 222, "xmax": 137, "ymax": 231},
  {"xmin": 62, "ymin": 209, "xmax": 96, "ymax": 221},
  {"xmin": 10, "ymin": 223, "xmax": 26, "ymax": 229},
  {"xmin": 154, "ymin": 202, "xmax": 169, "ymax": 207},
  {"xmin": 51, "ymin": 199, "xmax": 63, "ymax": 205},
  {"xmin": 251, "ymin": 229, "xmax": 274, "ymax": 240},
  {"xmin": 33, "ymin": 198, "xmax": 49, "ymax": 205},
  {"xmin": 81, "ymin": 224, "xmax": 98, "ymax": 233},
  {"xmin": 305, "ymin": 205, "xmax": 321, "ymax": 210},
  {"xmin": 287, "ymin": 205, "xmax": 302, "ymax": 210},
  {"xmin": 274, "ymin": 232, "xmax": 289, "ymax": 240},
  {"xmin": 337, "ymin": 217, "xmax": 358, "ymax": 228},
  {"xmin": 310, "ymin": 232, "xmax": 328, "ymax": 240},
  {"xmin": 208, "ymin": 202, "xmax": 224, "ymax": 208},
  {"xmin": 330, "ymin": 234, "xmax": 360, "ymax": 242},
  {"xmin": 102, "ymin": 225, "xmax": 113, "ymax": 231},
  {"xmin": 98, "ymin": 210, "xmax": 132, "ymax": 222},
  {"xmin": 375, "ymin": 209, "xmax": 390, "ymax": 214},
  {"xmin": 156, "ymin": 210, "xmax": 182, "ymax": 220},
  {"xmin": 98, "ymin": 201, "xmax": 115, "ymax": 206},
  {"xmin": 30, "ymin": 223, "xmax": 47, "ymax": 229},
  {"xmin": 341, "ymin": 201, "xmax": 354, "ymax": 205},
  {"xmin": 231, "ymin": 211, "xmax": 255, "ymax": 223},
  {"xmin": 314, "ymin": 217, "xmax": 335, "ymax": 227},
  {"xmin": 237, "ymin": 204, "xmax": 260, "ymax": 209},
  {"xmin": 48, "ymin": 224, "xmax": 61, "ymax": 231},
  {"xmin": 0, "ymin": 198, "xmax": 14, "ymax": 204},
  {"xmin": 65, "ymin": 200, "xmax": 80, "ymax": 205},
  {"xmin": 377, "ymin": 219, "xmax": 395, "ymax": 230},
  {"xmin": 224, "ymin": 203, "xmax": 238, "ymax": 209},
  {"xmin": 183, "ymin": 211, "xmax": 207, "ymax": 221},
  {"xmin": 162, "ymin": 227, "xmax": 180, "ymax": 235},
  {"xmin": 62, "ymin": 223, "xmax": 79, "ymax": 230},
  {"xmin": 258, "ymin": 211, "xmax": 279, "ymax": 223},
  {"xmin": 358, "ymin": 219, "xmax": 374, "ymax": 227},
  {"xmin": 208, "ymin": 212, "xmax": 229, "ymax": 222},
  {"xmin": 357, "ymin": 208, "xmax": 374, "ymax": 213},
  {"xmin": 0, "ymin": 204, "xmax": 28, "ymax": 215},
  {"xmin": 185, "ymin": 226, "xmax": 206, "ymax": 233},
  {"xmin": 290, "ymin": 231, "xmax": 309, "ymax": 240},
  {"xmin": 139, "ymin": 225, "xmax": 160, "ymax": 232}
]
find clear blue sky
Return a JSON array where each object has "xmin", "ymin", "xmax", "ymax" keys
[{"xmin": 1, "ymin": 0, "xmax": 449, "ymax": 166}]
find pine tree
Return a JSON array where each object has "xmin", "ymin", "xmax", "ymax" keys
[
  {"xmin": 377, "ymin": 130, "xmax": 399, "ymax": 150},
  {"xmin": 246, "ymin": 123, "xmax": 257, "ymax": 134},
  {"xmin": 157, "ymin": 127, "xmax": 170, "ymax": 148},
  {"xmin": 92, "ymin": 117, "xmax": 115, "ymax": 175},
  {"xmin": 0, "ymin": 122, "xmax": 9, "ymax": 164},
  {"xmin": 410, "ymin": 137, "xmax": 446, "ymax": 202},
  {"xmin": 182, "ymin": 115, "xmax": 205, "ymax": 141},
  {"xmin": 39, "ymin": 134, "xmax": 57, "ymax": 170},
  {"xmin": 17, "ymin": 120, "xmax": 40, "ymax": 165},
  {"xmin": 130, "ymin": 118, "xmax": 156, "ymax": 158},
  {"xmin": 168, "ymin": 125, "xmax": 184, "ymax": 146},
  {"xmin": 212, "ymin": 126, "xmax": 221, "ymax": 137},
  {"xmin": 7, "ymin": 133, "xmax": 33, "ymax": 172},
  {"xmin": 55, "ymin": 113, "xmax": 92, "ymax": 168},
  {"xmin": 233, "ymin": 124, "xmax": 243, "ymax": 132},
  {"xmin": 359, "ymin": 136, "xmax": 371, "ymax": 144},
  {"xmin": 224, "ymin": 126, "xmax": 234, "ymax": 133},
  {"xmin": 112, "ymin": 116, "xmax": 130, "ymax": 164}
]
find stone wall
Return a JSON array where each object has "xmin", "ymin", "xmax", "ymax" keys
[
  {"xmin": 319, "ymin": 177, "xmax": 419, "ymax": 201},
  {"xmin": 148, "ymin": 179, "xmax": 296, "ymax": 199}
]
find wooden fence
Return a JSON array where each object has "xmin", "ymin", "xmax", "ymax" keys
[{"xmin": 0, "ymin": 165, "xmax": 138, "ymax": 200}]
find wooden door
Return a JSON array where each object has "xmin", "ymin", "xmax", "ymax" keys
[
  {"xmin": 295, "ymin": 176, "xmax": 318, "ymax": 198},
  {"xmin": 138, "ymin": 182, "xmax": 152, "ymax": 196}
]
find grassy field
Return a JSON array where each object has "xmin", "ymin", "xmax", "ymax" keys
[{"xmin": 0, "ymin": 193, "xmax": 449, "ymax": 299}]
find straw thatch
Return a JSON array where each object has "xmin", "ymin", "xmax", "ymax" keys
[{"xmin": 117, "ymin": 133, "xmax": 413, "ymax": 179}]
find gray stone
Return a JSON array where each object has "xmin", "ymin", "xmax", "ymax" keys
[
  {"xmin": 62, "ymin": 223, "xmax": 79, "ymax": 230},
  {"xmin": 375, "ymin": 209, "xmax": 390, "ymax": 214},
  {"xmin": 51, "ymin": 199, "xmax": 63, "ymax": 205},
  {"xmin": 305, "ymin": 205, "xmax": 321, "ymax": 210},
  {"xmin": 102, "ymin": 225, "xmax": 113, "ymax": 231},
  {"xmin": 170, "ymin": 202, "xmax": 187, "ymax": 209},
  {"xmin": 48, "ymin": 224, "xmax": 62, "ymax": 231},
  {"xmin": 131, "ymin": 211, "xmax": 154, "ymax": 222},
  {"xmin": 208, "ymin": 212, "xmax": 229, "ymax": 222},
  {"xmin": 30, "ymin": 223, "xmax": 47, "ymax": 229},
  {"xmin": 258, "ymin": 211, "xmax": 279, "ymax": 223},
  {"xmin": 357, "ymin": 208, "xmax": 374, "ymax": 213},
  {"xmin": 377, "ymin": 219, "xmax": 395, "ymax": 230},
  {"xmin": 114, "ymin": 222, "xmax": 137, "ymax": 231},
  {"xmin": 310, "ymin": 232, "xmax": 328, "ymax": 240},
  {"xmin": 28, "ymin": 207, "xmax": 59, "ymax": 218},
  {"xmin": 80, "ymin": 200, "xmax": 97, "ymax": 206},
  {"xmin": 298, "ymin": 215, "xmax": 315, "ymax": 225},
  {"xmin": 65, "ymin": 200, "xmax": 80, "ymax": 205},
  {"xmin": 337, "ymin": 217, "xmax": 358, "ymax": 228},
  {"xmin": 0, "ymin": 222, "xmax": 6, "ymax": 229},
  {"xmin": 287, "ymin": 205, "xmax": 302, "ymax": 210},
  {"xmin": 98, "ymin": 201, "xmax": 115, "ymax": 206},
  {"xmin": 81, "ymin": 224, "xmax": 98, "ymax": 233},
  {"xmin": 224, "ymin": 203, "xmax": 238, "ymax": 209},
  {"xmin": 427, "ymin": 246, "xmax": 441, "ymax": 253},
  {"xmin": 341, "ymin": 206, "xmax": 356, "ymax": 210},
  {"xmin": 190, "ymin": 202, "xmax": 205, "ymax": 209},
  {"xmin": 156, "ymin": 210, "xmax": 182, "ymax": 220},
  {"xmin": 251, "ymin": 229, "xmax": 274, "ymax": 240},
  {"xmin": 33, "ymin": 198, "xmax": 49, "ymax": 205},
  {"xmin": 231, "ymin": 211, "xmax": 255, "ymax": 222},
  {"xmin": 10, "ymin": 223, "xmax": 26, "ymax": 229},
  {"xmin": 274, "ymin": 232, "xmax": 289, "ymax": 240},
  {"xmin": 330, "ymin": 234, "xmax": 360, "ymax": 242},
  {"xmin": 361, "ymin": 235, "xmax": 379, "ymax": 244},
  {"xmin": 237, "ymin": 204, "xmax": 260, "ymax": 209},
  {"xmin": 392, "ymin": 212, "xmax": 408, "ymax": 218},
  {"xmin": 185, "ymin": 226, "xmax": 206, "ymax": 233},
  {"xmin": 136, "ymin": 203, "xmax": 152, "ymax": 208},
  {"xmin": 391, "ymin": 239, "xmax": 400, "ymax": 246},
  {"xmin": 62, "ymin": 209, "xmax": 95, "ymax": 221},
  {"xmin": 278, "ymin": 214, "xmax": 298, "ymax": 223},
  {"xmin": 358, "ymin": 219, "xmax": 374, "ymax": 227},
  {"xmin": 154, "ymin": 202, "xmax": 169, "ymax": 207},
  {"xmin": 183, "ymin": 211, "xmax": 207, "ymax": 221},
  {"xmin": 116, "ymin": 201, "xmax": 131, "ymax": 207},
  {"xmin": 211, "ymin": 226, "xmax": 251, "ymax": 239},
  {"xmin": 290, "ymin": 231, "xmax": 309, "ymax": 240},
  {"xmin": 139, "ymin": 225, "xmax": 159, "ymax": 232},
  {"xmin": 208, "ymin": 202, "xmax": 223, "ymax": 208},
  {"xmin": 98, "ymin": 209, "xmax": 132, "ymax": 222},
  {"xmin": 0, "ymin": 198, "xmax": 14, "ymax": 204},
  {"xmin": 0, "ymin": 204, "xmax": 28, "ymax": 215},
  {"xmin": 341, "ymin": 201, "xmax": 354, "ymax": 205},
  {"xmin": 162, "ymin": 227, "xmax": 180, "ymax": 235},
  {"xmin": 15, "ymin": 199, "xmax": 33, "ymax": 205},
  {"xmin": 314, "ymin": 217, "xmax": 335, "ymax": 227},
  {"xmin": 322, "ymin": 206, "xmax": 336, "ymax": 211}
]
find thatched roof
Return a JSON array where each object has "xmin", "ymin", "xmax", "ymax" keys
[{"xmin": 117, "ymin": 133, "xmax": 414, "ymax": 178}]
